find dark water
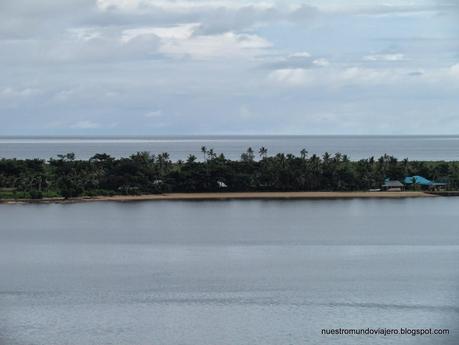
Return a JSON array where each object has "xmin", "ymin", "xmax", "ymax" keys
[
  {"xmin": 1, "ymin": 198, "xmax": 459, "ymax": 345},
  {"xmin": 1, "ymin": 135, "xmax": 459, "ymax": 160}
]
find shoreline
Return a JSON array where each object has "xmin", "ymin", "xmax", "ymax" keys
[{"xmin": 0, "ymin": 191, "xmax": 438, "ymax": 204}]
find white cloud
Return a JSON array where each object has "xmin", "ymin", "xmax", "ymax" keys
[
  {"xmin": 93, "ymin": 0, "xmax": 318, "ymax": 36},
  {"xmin": 338, "ymin": 67, "xmax": 395, "ymax": 83},
  {"xmin": 70, "ymin": 120, "xmax": 101, "ymax": 129},
  {"xmin": 415, "ymin": 64, "xmax": 459, "ymax": 83},
  {"xmin": 0, "ymin": 87, "xmax": 40, "ymax": 99},
  {"xmin": 450, "ymin": 64, "xmax": 459, "ymax": 78},
  {"xmin": 268, "ymin": 68, "xmax": 309, "ymax": 86},
  {"xmin": 120, "ymin": 23, "xmax": 272, "ymax": 60},
  {"xmin": 289, "ymin": 52, "xmax": 311, "ymax": 58},
  {"xmin": 268, "ymin": 66, "xmax": 402, "ymax": 87},
  {"xmin": 267, "ymin": 52, "xmax": 329, "ymax": 70},
  {"xmin": 145, "ymin": 110, "xmax": 163, "ymax": 118},
  {"xmin": 313, "ymin": 58, "xmax": 330, "ymax": 67},
  {"xmin": 268, "ymin": 63, "xmax": 459, "ymax": 90},
  {"xmin": 96, "ymin": 0, "xmax": 302, "ymax": 12},
  {"xmin": 43, "ymin": 27, "xmax": 161, "ymax": 63},
  {"xmin": 239, "ymin": 105, "xmax": 254, "ymax": 119},
  {"xmin": 159, "ymin": 31, "xmax": 271, "ymax": 59},
  {"xmin": 68, "ymin": 28, "xmax": 103, "ymax": 42},
  {"xmin": 364, "ymin": 53, "xmax": 405, "ymax": 61},
  {"xmin": 310, "ymin": 2, "xmax": 445, "ymax": 16},
  {"xmin": 121, "ymin": 24, "xmax": 197, "ymax": 43}
]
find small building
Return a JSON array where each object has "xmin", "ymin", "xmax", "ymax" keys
[
  {"xmin": 382, "ymin": 180, "xmax": 405, "ymax": 192},
  {"xmin": 404, "ymin": 176, "xmax": 449, "ymax": 191},
  {"xmin": 403, "ymin": 175, "xmax": 449, "ymax": 190},
  {"xmin": 431, "ymin": 182, "xmax": 448, "ymax": 191},
  {"xmin": 404, "ymin": 176, "xmax": 432, "ymax": 187}
]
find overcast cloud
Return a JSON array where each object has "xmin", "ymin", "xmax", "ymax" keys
[{"xmin": 1, "ymin": 0, "xmax": 458, "ymax": 135}]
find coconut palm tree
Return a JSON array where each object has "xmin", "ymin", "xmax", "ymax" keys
[
  {"xmin": 201, "ymin": 146, "xmax": 207, "ymax": 162},
  {"xmin": 300, "ymin": 148, "xmax": 308, "ymax": 160},
  {"xmin": 247, "ymin": 147, "xmax": 255, "ymax": 161},
  {"xmin": 186, "ymin": 155, "xmax": 197, "ymax": 164},
  {"xmin": 207, "ymin": 148, "xmax": 217, "ymax": 160},
  {"xmin": 259, "ymin": 147, "xmax": 268, "ymax": 159}
]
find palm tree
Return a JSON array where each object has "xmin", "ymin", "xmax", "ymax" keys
[
  {"xmin": 201, "ymin": 146, "xmax": 207, "ymax": 162},
  {"xmin": 247, "ymin": 147, "xmax": 254, "ymax": 161},
  {"xmin": 300, "ymin": 148, "xmax": 308, "ymax": 160},
  {"xmin": 259, "ymin": 147, "xmax": 268, "ymax": 159},
  {"xmin": 186, "ymin": 155, "xmax": 197, "ymax": 164},
  {"xmin": 207, "ymin": 148, "xmax": 217, "ymax": 160},
  {"xmin": 130, "ymin": 151, "xmax": 151, "ymax": 163},
  {"xmin": 157, "ymin": 152, "xmax": 171, "ymax": 176}
]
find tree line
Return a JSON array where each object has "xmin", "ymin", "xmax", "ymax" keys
[{"xmin": 0, "ymin": 147, "xmax": 457, "ymax": 199}]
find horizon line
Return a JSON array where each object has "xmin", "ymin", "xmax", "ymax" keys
[{"xmin": 2, "ymin": 134, "xmax": 459, "ymax": 138}]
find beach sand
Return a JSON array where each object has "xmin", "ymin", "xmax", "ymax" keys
[{"xmin": 1, "ymin": 191, "xmax": 437, "ymax": 204}]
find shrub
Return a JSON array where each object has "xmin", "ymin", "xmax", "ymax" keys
[{"xmin": 29, "ymin": 190, "xmax": 43, "ymax": 199}]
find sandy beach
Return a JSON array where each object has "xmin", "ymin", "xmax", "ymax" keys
[{"xmin": 0, "ymin": 191, "xmax": 437, "ymax": 204}]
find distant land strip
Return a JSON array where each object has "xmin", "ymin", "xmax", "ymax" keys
[{"xmin": 1, "ymin": 150, "xmax": 458, "ymax": 202}]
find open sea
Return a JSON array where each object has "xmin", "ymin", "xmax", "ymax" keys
[
  {"xmin": 1, "ymin": 198, "xmax": 459, "ymax": 345},
  {"xmin": 1, "ymin": 135, "xmax": 459, "ymax": 161}
]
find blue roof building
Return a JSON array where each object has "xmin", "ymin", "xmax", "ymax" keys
[{"xmin": 404, "ymin": 176, "xmax": 432, "ymax": 186}]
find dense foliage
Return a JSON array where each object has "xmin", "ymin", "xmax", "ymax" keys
[{"xmin": 0, "ymin": 147, "xmax": 458, "ymax": 199}]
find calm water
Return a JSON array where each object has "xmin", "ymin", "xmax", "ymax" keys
[
  {"xmin": 1, "ymin": 135, "xmax": 459, "ymax": 160},
  {"xmin": 1, "ymin": 198, "xmax": 459, "ymax": 345}
]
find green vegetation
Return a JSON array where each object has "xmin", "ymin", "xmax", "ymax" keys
[{"xmin": 1, "ymin": 149, "xmax": 458, "ymax": 199}]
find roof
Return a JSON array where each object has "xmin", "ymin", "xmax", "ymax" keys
[
  {"xmin": 404, "ymin": 176, "xmax": 432, "ymax": 186},
  {"xmin": 382, "ymin": 180, "xmax": 404, "ymax": 188}
]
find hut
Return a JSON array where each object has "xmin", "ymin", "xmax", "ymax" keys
[
  {"xmin": 382, "ymin": 180, "xmax": 405, "ymax": 192},
  {"xmin": 404, "ymin": 176, "xmax": 433, "ymax": 190}
]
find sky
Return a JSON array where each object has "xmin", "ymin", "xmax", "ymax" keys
[{"xmin": 0, "ymin": 0, "xmax": 458, "ymax": 135}]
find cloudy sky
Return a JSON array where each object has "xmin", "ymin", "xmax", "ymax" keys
[{"xmin": 1, "ymin": 0, "xmax": 458, "ymax": 135}]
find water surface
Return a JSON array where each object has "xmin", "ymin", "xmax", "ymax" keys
[
  {"xmin": 2, "ymin": 135, "xmax": 459, "ymax": 160},
  {"xmin": 1, "ymin": 198, "xmax": 459, "ymax": 345}
]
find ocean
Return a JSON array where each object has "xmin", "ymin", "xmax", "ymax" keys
[{"xmin": 1, "ymin": 135, "xmax": 459, "ymax": 160}]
